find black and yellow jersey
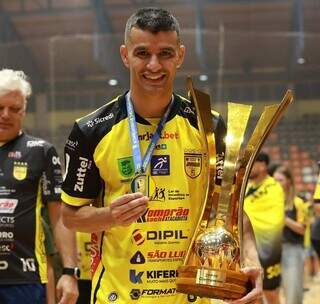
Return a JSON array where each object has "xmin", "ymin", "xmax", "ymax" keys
[
  {"xmin": 0, "ymin": 132, "xmax": 62, "ymax": 284},
  {"xmin": 244, "ymin": 175, "xmax": 284, "ymax": 288},
  {"xmin": 76, "ymin": 232, "xmax": 91, "ymax": 280},
  {"xmin": 283, "ymin": 196, "xmax": 307, "ymax": 244},
  {"xmin": 61, "ymin": 93, "xmax": 226, "ymax": 304},
  {"xmin": 311, "ymin": 172, "xmax": 320, "ymax": 242}
]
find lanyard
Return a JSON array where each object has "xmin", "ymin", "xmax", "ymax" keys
[{"xmin": 126, "ymin": 92, "xmax": 174, "ymax": 174}]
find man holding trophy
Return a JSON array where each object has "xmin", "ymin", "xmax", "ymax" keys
[{"xmin": 60, "ymin": 7, "xmax": 291, "ymax": 304}]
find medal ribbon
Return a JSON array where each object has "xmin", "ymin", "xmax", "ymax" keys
[{"xmin": 126, "ymin": 92, "xmax": 174, "ymax": 174}]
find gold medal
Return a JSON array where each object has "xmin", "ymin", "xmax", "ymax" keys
[{"xmin": 131, "ymin": 173, "xmax": 156, "ymax": 197}]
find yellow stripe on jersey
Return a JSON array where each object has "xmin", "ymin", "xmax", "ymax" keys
[
  {"xmin": 61, "ymin": 191, "xmax": 93, "ymax": 207},
  {"xmin": 35, "ymin": 182, "xmax": 47, "ymax": 283}
]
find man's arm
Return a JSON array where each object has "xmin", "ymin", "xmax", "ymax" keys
[
  {"xmin": 48, "ymin": 201, "xmax": 79, "ymax": 304},
  {"xmin": 61, "ymin": 192, "xmax": 149, "ymax": 232},
  {"xmin": 228, "ymin": 212, "xmax": 263, "ymax": 304}
]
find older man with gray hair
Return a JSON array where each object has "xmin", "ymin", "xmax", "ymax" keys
[{"xmin": 0, "ymin": 69, "xmax": 78, "ymax": 304}]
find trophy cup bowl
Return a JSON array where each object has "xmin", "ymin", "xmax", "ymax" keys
[{"xmin": 177, "ymin": 226, "xmax": 250, "ymax": 300}]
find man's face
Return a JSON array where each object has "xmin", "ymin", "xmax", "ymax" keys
[
  {"xmin": 249, "ymin": 161, "xmax": 267, "ymax": 180},
  {"xmin": 120, "ymin": 27, "xmax": 185, "ymax": 94},
  {"xmin": 0, "ymin": 91, "xmax": 25, "ymax": 142}
]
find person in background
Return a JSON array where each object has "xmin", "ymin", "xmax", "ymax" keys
[
  {"xmin": 61, "ymin": 7, "xmax": 263, "ymax": 304},
  {"xmin": 42, "ymin": 207, "xmax": 58, "ymax": 304},
  {"xmin": 273, "ymin": 166, "xmax": 307, "ymax": 304},
  {"xmin": 76, "ymin": 232, "xmax": 91, "ymax": 304},
  {"xmin": 0, "ymin": 68, "xmax": 79, "ymax": 303},
  {"xmin": 244, "ymin": 152, "xmax": 285, "ymax": 304},
  {"xmin": 311, "ymin": 163, "xmax": 320, "ymax": 271}
]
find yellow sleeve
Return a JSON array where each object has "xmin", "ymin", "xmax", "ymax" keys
[
  {"xmin": 314, "ymin": 173, "xmax": 320, "ymax": 201},
  {"xmin": 294, "ymin": 196, "xmax": 306, "ymax": 224}
]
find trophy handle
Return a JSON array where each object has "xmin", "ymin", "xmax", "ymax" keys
[
  {"xmin": 236, "ymin": 90, "xmax": 293, "ymax": 265},
  {"xmin": 182, "ymin": 77, "xmax": 216, "ymax": 266}
]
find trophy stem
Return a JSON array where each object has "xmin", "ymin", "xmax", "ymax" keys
[{"xmin": 212, "ymin": 103, "xmax": 252, "ymax": 231}]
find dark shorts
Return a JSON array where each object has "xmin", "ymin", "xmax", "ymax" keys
[
  {"xmin": 261, "ymin": 259, "xmax": 281, "ymax": 290},
  {"xmin": 77, "ymin": 280, "xmax": 91, "ymax": 304},
  {"xmin": 0, "ymin": 283, "xmax": 46, "ymax": 304},
  {"xmin": 311, "ymin": 239, "xmax": 320, "ymax": 258}
]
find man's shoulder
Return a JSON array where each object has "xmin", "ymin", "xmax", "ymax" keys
[
  {"xmin": 19, "ymin": 133, "xmax": 54, "ymax": 150},
  {"xmin": 75, "ymin": 94, "xmax": 126, "ymax": 133},
  {"xmin": 264, "ymin": 175, "xmax": 284, "ymax": 194},
  {"xmin": 174, "ymin": 93, "xmax": 223, "ymax": 128}
]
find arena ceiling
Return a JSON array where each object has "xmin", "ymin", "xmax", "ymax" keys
[{"xmin": 0, "ymin": 0, "xmax": 320, "ymax": 100}]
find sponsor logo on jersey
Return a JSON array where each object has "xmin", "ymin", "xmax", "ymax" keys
[
  {"xmin": 155, "ymin": 143, "xmax": 167, "ymax": 150},
  {"xmin": 130, "ymin": 269, "xmax": 143, "ymax": 284},
  {"xmin": 0, "ymin": 243, "xmax": 14, "ymax": 253},
  {"xmin": 184, "ymin": 153, "xmax": 202, "ymax": 178},
  {"xmin": 26, "ymin": 140, "xmax": 44, "ymax": 147},
  {"xmin": 65, "ymin": 139, "xmax": 79, "ymax": 150},
  {"xmin": 147, "ymin": 250, "xmax": 186, "ymax": 262},
  {"xmin": 0, "ymin": 231, "xmax": 14, "ymax": 240},
  {"xmin": 74, "ymin": 157, "xmax": 90, "ymax": 192},
  {"xmin": 13, "ymin": 162, "xmax": 28, "ymax": 180},
  {"xmin": 0, "ymin": 216, "xmax": 15, "ymax": 225},
  {"xmin": 130, "ymin": 270, "xmax": 178, "ymax": 284},
  {"xmin": 131, "ymin": 229, "xmax": 145, "ymax": 246},
  {"xmin": 150, "ymin": 187, "xmax": 166, "ymax": 202},
  {"xmin": 138, "ymin": 131, "xmax": 179, "ymax": 141},
  {"xmin": 0, "ymin": 260, "xmax": 8, "ymax": 270},
  {"xmin": 52, "ymin": 156, "xmax": 60, "ymax": 165},
  {"xmin": 184, "ymin": 106, "xmax": 195, "ymax": 115},
  {"xmin": 151, "ymin": 155, "xmax": 170, "ymax": 176},
  {"xmin": 86, "ymin": 113, "xmax": 114, "ymax": 127},
  {"xmin": 130, "ymin": 251, "xmax": 145, "ymax": 264},
  {"xmin": 8, "ymin": 151, "xmax": 22, "ymax": 159},
  {"xmin": 129, "ymin": 288, "xmax": 176, "ymax": 299},
  {"xmin": 117, "ymin": 157, "xmax": 134, "ymax": 178},
  {"xmin": 20, "ymin": 257, "xmax": 36, "ymax": 272},
  {"xmin": 130, "ymin": 289, "xmax": 141, "ymax": 300},
  {"xmin": 188, "ymin": 294, "xmax": 198, "ymax": 302},
  {"xmin": 0, "ymin": 199, "xmax": 18, "ymax": 214},
  {"xmin": 137, "ymin": 207, "xmax": 189, "ymax": 223},
  {"xmin": 146, "ymin": 230, "xmax": 188, "ymax": 241},
  {"xmin": 91, "ymin": 232, "xmax": 100, "ymax": 276},
  {"xmin": 108, "ymin": 292, "xmax": 118, "ymax": 302}
]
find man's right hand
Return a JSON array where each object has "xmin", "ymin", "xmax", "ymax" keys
[{"xmin": 108, "ymin": 192, "xmax": 148, "ymax": 227}]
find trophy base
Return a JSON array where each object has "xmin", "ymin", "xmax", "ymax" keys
[{"xmin": 176, "ymin": 265, "xmax": 250, "ymax": 300}]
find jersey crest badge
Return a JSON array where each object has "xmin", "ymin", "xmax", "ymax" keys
[
  {"xmin": 184, "ymin": 153, "xmax": 202, "ymax": 178},
  {"xmin": 13, "ymin": 162, "xmax": 28, "ymax": 180},
  {"xmin": 118, "ymin": 157, "xmax": 134, "ymax": 178}
]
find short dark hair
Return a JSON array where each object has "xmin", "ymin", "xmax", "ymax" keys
[
  {"xmin": 124, "ymin": 7, "xmax": 181, "ymax": 43},
  {"xmin": 255, "ymin": 152, "xmax": 270, "ymax": 166}
]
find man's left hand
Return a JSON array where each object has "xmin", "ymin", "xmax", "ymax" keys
[
  {"xmin": 226, "ymin": 266, "xmax": 263, "ymax": 304},
  {"xmin": 56, "ymin": 274, "xmax": 79, "ymax": 304}
]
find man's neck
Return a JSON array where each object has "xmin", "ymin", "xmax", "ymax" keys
[
  {"xmin": 251, "ymin": 173, "xmax": 268, "ymax": 187},
  {"xmin": 130, "ymin": 89, "xmax": 173, "ymax": 118}
]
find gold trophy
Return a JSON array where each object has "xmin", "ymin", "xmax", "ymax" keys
[{"xmin": 176, "ymin": 78, "xmax": 293, "ymax": 300}]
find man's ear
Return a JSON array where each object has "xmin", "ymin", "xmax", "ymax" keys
[
  {"xmin": 120, "ymin": 45, "xmax": 129, "ymax": 68},
  {"xmin": 177, "ymin": 44, "xmax": 186, "ymax": 69}
]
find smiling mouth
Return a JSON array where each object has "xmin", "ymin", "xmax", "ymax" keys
[
  {"xmin": 143, "ymin": 74, "xmax": 166, "ymax": 81},
  {"xmin": 0, "ymin": 123, "xmax": 12, "ymax": 129}
]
